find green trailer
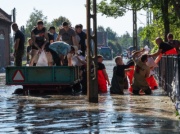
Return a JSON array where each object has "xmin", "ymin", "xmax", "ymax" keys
[{"xmin": 6, "ymin": 66, "xmax": 80, "ymax": 95}]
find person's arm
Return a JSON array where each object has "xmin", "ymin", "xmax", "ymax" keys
[
  {"xmin": 14, "ymin": 38, "xmax": 20, "ymax": 55},
  {"xmin": 56, "ymin": 29, "xmax": 62, "ymax": 41},
  {"xmin": 31, "ymin": 31, "xmax": 41, "ymax": 51},
  {"xmin": 67, "ymin": 53, "xmax": 72, "ymax": 66},
  {"xmin": 149, "ymin": 49, "xmax": 162, "ymax": 57},
  {"xmin": 56, "ymin": 34, "xmax": 61, "ymax": 41},
  {"xmin": 72, "ymin": 36, "xmax": 79, "ymax": 47},
  {"xmin": 132, "ymin": 49, "xmax": 145, "ymax": 60},
  {"xmin": 102, "ymin": 69, "xmax": 110, "ymax": 85}
]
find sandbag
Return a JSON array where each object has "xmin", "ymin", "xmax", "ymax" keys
[{"xmin": 36, "ymin": 51, "xmax": 48, "ymax": 66}]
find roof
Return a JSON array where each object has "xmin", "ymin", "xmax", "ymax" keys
[{"xmin": 0, "ymin": 8, "xmax": 12, "ymax": 23}]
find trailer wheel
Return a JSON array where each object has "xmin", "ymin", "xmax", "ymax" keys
[
  {"xmin": 72, "ymin": 83, "xmax": 82, "ymax": 95},
  {"xmin": 13, "ymin": 88, "xmax": 24, "ymax": 95}
]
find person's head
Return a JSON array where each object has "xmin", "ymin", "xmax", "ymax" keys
[
  {"xmin": 37, "ymin": 20, "xmax": 44, "ymax": 30},
  {"xmin": 70, "ymin": 46, "xmax": 75, "ymax": 54},
  {"xmin": 75, "ymin": 24, "xmax": 82, "ymax": 33},
  {"xmin": 155, "ymin": 37, "xmax": 163, "ymax": 46},
  {"xmin": 28, "ymin": 38, "xmax": 32, "ymax": 45},
  {"xmin": 79, "ymin": 24, "xmax": 83, "ymax": 29},
  {"xmin": 115, "ymin": 56, "xmax": 123, "ymax": 65},
  {"xmin": 62, "ymin": 22, "xmax": 69, "ymax": 31},
  {"xmin": 49, "ymin": 26, "xmax": 55, "ymax": 34},
  {"xmin": 167, "ymin": 33, "xmax": 173, "ymax": 41},
  {"xmin": 12, "ymin": 23, "xmax": 18, "ymax": 32},
  {"xmin": 97, "ymin": 55, "xmax": 103, "ymax": 63},
  {"xmin": 141, "ymin": 54, "xmax": 148, "ymax": 63}
]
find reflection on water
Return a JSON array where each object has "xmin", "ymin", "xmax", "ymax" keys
[{"xmin": 0, "ymin": 60, "xmax": 179, "ymax": 133}]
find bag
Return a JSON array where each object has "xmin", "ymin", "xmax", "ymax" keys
[{"xmin": 36, "ymin": 51, "xmax": 48, "ymax": 66}]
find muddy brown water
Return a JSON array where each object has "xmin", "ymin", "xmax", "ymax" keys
[{"xmin": 0, "ymin": 60, "xmax": 180, "ymax": 134}]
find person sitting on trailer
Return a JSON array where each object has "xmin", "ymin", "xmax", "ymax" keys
[
  {"xmin": 149, "ymin": 37, "xmax": 177, "ymax": 64},
  {"xmin": 110, "ymin": 56, "xmax": 132, "ymax": 95},
  {"xmin": 30, "ymin": 20, "xmax": 49, "ymax": 66},
  {"xmin": 97, "ymin": 55, "xmax": 110, "ymax": 93},
  {"xmin": 48, "ymin": 41, "xmax": 76, "ymax": 66}
]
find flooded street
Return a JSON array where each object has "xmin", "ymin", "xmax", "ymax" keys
[{"xmin": 0, "ymin": 60, "xmax": 180, "ymax": 134}]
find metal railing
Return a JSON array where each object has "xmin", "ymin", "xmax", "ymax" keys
[{"xmin": 155, "ymin": 55, "xmax": 180, "ymax": 102}]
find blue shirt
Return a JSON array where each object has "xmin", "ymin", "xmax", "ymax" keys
[
  {"xmin": 53, "ymin": 32, "xmax": 58, "ymax": 41},
  {"xmin": 49, "ymin": 41, "xmax": 71, "ymax": 55}
]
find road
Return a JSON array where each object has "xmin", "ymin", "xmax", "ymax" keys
[{"xmin": 0, "ymin": 60, "xmax": 179, "ymax": 134}]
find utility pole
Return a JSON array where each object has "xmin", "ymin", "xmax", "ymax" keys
[
  {"xmin": 86, "ymin": 0, "xmax": 98, "ymax": 103},
  {"xmin": 12, "ymin": 8, "xmax": 16, "ymax": 22},
  {"xmin": 133, "ymin": 9, "xmax": 138, "ymax": 50}
]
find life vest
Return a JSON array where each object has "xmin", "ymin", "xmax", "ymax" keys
[
  {"xmin": 98, "ymin": 70, "xmax": 107, "ymax": 93},
  {"xmin": 164, "ymin": 48, "xmax": 177, "ymax": 55},
  {"xmin": 126, "ymin": 66, "xmax": 134, "ymax": 93},
  {"xmin": 146, "ymin": 75, "xmax": 158, "ymax": 90}
]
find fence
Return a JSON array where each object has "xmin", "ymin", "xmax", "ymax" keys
[{"xmin": 155, "ymin": 55, "xmax": 180, "ymax": 102}]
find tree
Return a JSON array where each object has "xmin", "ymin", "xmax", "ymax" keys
[
  {"xmin": 106, "ymin": 27, "xmax": 117, "ymax": 41},
  {"xmin": 25, "ymin": 8, "xmax": 48, "ymax": 38},
  {"xmin": 97, "ymin": 0, "xmax": 179, "ymax": 42},
  {"xmin": 97, "ymin": 25, "xmax": 105, "ymax": 32},
  {"xmin": 51, "ymin": 16, "xmax": 71, "ymax": 30}
]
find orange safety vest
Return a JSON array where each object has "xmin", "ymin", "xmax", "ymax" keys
[
  {"xmin": 146, "ymin": 75, "xmax": 158, "ymax": 90},
  {"xmin": 98, "ymin": 70, "xmax": 107, "ymax": 93},
  {"xmin": 126, "ymin": 66, "xmax": 134, "ymax": 93},
  {"xmin": 164, "ymin": 48, "xmax": 177, "ymax": 55}
]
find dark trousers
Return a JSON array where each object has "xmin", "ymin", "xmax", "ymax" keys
[
  {"xmin": 15, "ymin": 50, "xmax": 24, "ymax": 66},
  {"xmin": 133, "ymin": 86, "xmax": 152, "ymax": 95},
  {"xmin": 49, "ymin": 49, "xmax": 61, "ymax": 66}
]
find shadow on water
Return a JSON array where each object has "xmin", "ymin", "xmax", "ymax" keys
[{"xmin": 0, "ymin": 60, "xmax": 180, "ymax": 133}]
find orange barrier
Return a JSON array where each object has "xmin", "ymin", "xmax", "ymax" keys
[
  {"xmin": 98, "ymin": 70, "xmax": 107, "ymax": 93},
  {"xmin": 146, "ymin": 75, "xmax": 158, "ymax": 90}
]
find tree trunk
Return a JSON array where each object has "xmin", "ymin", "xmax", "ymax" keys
[
  {"xmin": 161, "ymin": 0, "xmax": 170, "ymax": 41},
  {"xmin": 171, "ymin": 0, "xmax": 180, "ymax": 19}
]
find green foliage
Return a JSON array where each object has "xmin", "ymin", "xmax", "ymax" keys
[
  {"xmin": 51, "ymin": 16, "xmax": 72, "ymax": 31},
  {"xmin": 97, "ymin": 26, "xmax": 105, "ymax": 32},
  {"xmin": 25, "ymin": 8, "xmax": 48, "ymax": 38},
  {"xmin": 106, "ymin": 27, "xmax": 117, "ymax": 40}
]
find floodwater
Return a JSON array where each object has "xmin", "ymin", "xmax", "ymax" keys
[{"xmin": 0, "ymin": 60, "xmax": 180, "ymax": 134}]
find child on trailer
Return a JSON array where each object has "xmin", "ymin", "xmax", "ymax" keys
[{"xmin": 110, "ymin": 56, "xmax": 132, "ymax": 95}]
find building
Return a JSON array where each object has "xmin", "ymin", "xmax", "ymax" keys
[{"xmin": 0, "ymin": 8, "xmax": 12, "ymax": 67}]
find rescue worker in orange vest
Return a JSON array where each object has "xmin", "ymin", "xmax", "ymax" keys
[
  {"xmin": 97, "ymin": 55, "xmax": 110, "ymax": 93},
  {"xmin": 126, "ymin": 50, "xmax": 136, "ymax": 94},
  {"xmin": 149, "ymin": 37, "xmax": 177, "ymax": 64}
]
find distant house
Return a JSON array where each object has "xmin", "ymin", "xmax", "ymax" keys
[{"xmin": 0, "ymin": 8, "xmax": 12, "ymax": 67}]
